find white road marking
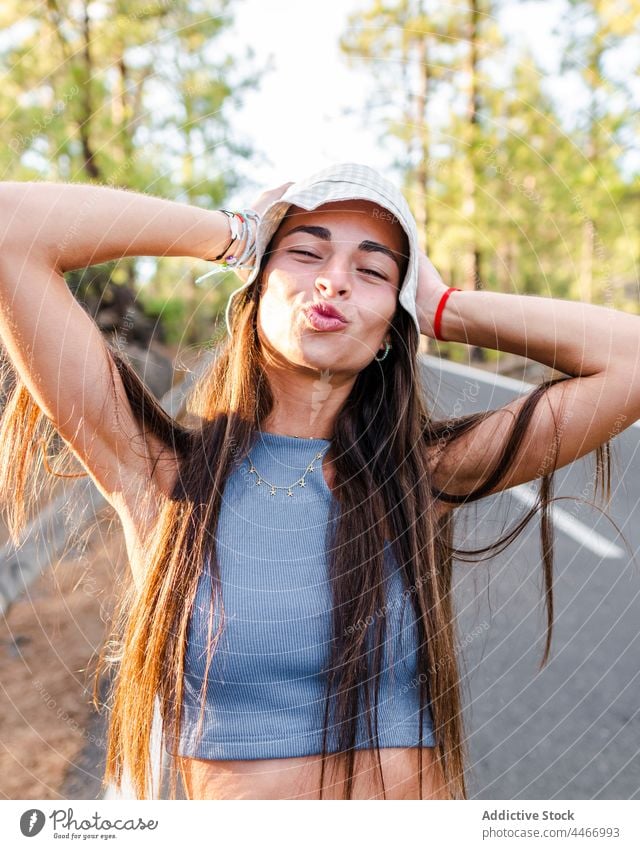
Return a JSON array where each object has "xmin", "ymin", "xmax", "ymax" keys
[
  {"xmin": 422, "ymin": 353, "xmax": 536, "ymax": 394},
  {"xmin": 423, "ymin": 354, "xmax": 640, "ymax": 430},
  {"xmin": 511, "ymin": 483, "xmax": 625, "ymax": 560}
]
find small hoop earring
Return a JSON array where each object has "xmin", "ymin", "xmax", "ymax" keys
[{"xmin": 374, "ymin": 341, "xmax": 391, "ymax": 362}]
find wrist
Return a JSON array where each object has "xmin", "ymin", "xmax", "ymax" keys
[
  {"xmin": 419, "ymin": 286, "xmax": 461, "ymax": 340},
  {"xmin": 194, "ymin": 210, "xmax": 231, "ymax": 262},
  {"xmin": 200, "ymin": 209, "xmax": 256, "ymax": 263},
  {"xmin": 433, "ymin": 287, "xmax": 461, "ymax": 341},
  {"xmin": 195, "ymin": 208, "xmax": 260, "ymax": 287}
]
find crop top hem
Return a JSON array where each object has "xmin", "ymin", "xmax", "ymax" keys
[{"xmin": 165, "ymin": 726, "xmax": 437, "ymax": 761}]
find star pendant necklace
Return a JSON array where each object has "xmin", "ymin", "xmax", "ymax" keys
[{"xmin": 246, "ymin": 433, "xmax": 331, "ymax": 497}]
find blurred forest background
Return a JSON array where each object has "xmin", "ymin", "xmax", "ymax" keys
[{"xmin": 1, "ymin": 0, "xmax": 639, "ymax": 367}]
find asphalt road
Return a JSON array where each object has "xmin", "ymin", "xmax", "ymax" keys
[{"xmin": 422, "ymin": 355, "xmax": 640, "ymax": 800}]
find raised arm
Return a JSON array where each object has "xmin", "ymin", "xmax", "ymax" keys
[
  {"xmin": 0, "ymin": 180, "xmax": 238, "ymax": 271},
  {"xmin": 416, "ymin": 252, "xmax": 640, "ymax": 500},
  {"xmin": 0, "ymin": 182, "xmax": 235, "ymax": 539}
]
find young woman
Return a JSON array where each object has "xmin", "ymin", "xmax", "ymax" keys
[{"xmin": 0, "ymin": 163, "xmax": 637, "ymax": 801}]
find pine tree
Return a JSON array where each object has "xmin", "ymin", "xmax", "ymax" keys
[{"xmin": 558, "ymin": 0, "xmax": 640, "ymax": 305}]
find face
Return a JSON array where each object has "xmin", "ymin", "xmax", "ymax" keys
[{"xmin": 256, "ymin": 199, "xmax": 408, "ymax": 376}]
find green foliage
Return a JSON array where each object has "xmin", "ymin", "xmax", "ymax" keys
[
  {"xmin": 0, "ymin": 0, "xmax": 261, "ymax": 345},
  {"xmin": 340, "ymin": 0, "xmax": 640, "ymax": 329},
  {"xmin": 138, "ymin": 293, "xmax": 190, "ymax": 345},
  {"xmin": 137, "ymin": 263, "xmax": 242, "ymax": 345}
]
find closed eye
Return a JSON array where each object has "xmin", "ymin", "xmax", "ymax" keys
[{"xmin": 288, "ymin": 250, "xmax": 387, "ymax": 279}]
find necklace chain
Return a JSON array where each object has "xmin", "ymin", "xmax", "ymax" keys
[{"xmin": 246, "ymin": 438, "xmax": 330, "ymax": 497}]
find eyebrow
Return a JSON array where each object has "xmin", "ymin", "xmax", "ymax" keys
[{"xmin": 279, "ymin": 224, "xmax": 403, "ymax": 273}]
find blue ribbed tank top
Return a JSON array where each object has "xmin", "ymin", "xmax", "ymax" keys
[{"xmin": 165, "ymin": 429, "xmax": 435, "ymax": 760}]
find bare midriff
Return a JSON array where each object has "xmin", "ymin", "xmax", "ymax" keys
[{"xmin": 177, "ymin": 746, "xmax": 450, "ymax": 800}]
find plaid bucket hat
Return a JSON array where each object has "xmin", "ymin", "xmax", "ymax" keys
[{"xmin": 223, "ymin": 162, "xmax": 421, "ymax": 337}]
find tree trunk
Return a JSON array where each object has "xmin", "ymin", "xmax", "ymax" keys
[
  {"xmin": 79, "ymin": 1, "xmax": 100, "ymax": 180},
  {"xmin": 414, "ymin": 1, "xmax": 430, "ymax": 248},
  {"xmin": 465, "ymin": 0, "xmax": 485, "ymax": 362}
]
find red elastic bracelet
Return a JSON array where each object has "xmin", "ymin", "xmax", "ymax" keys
[{"xmin": 433, "ymin": 287, "xmax": 461, "ymax": 341}]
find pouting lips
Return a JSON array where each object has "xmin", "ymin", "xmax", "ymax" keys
[
  {"xmin": 306, "ymin": 301, "xmax": 348, "ymax": 323},
  {"xmin": 303, "ymin": 304, "xmax": 349, "ymax": 332}
]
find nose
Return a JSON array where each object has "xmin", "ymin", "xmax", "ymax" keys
[{"xmin": 314, "ymin": 253, "xmax": 352, "ymax": 299}]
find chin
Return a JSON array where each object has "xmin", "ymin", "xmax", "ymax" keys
[
  {"xmin": 297, "ymin": 336, "xmax": 349, "ymax": 363},
  {"xmin": 263, "ymin": 329, "xmax": 354, "ymax": 373},
  {"xmin": 294, "ymin": 352, "xmax": 341, "ymax": 373},
  {"xmin": 274, "ymin": 345, "xmax": 339, "ymax": 375}
]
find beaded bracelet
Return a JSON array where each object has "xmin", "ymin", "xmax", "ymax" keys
[
  {"xmin": 222, "ymin": 209, "xmax": 260, "ymax": 268},
  {"xmin": 212, "ymin": 210, "xmax": 242, "ymax": 261},
  {"xmin": 195, "ymin": 208, "xmax": 261, "ymax": 286},
  {"xmin": 222, "ymin": 214, "xmax": 248, "ymax": 268}
]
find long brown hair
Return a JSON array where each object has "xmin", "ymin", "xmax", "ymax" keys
[{"xmin": 0, "ymin": 253, "xmax": 614, "ymax": 800}]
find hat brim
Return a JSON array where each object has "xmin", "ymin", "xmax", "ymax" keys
[{"xmin": 224, "ymin": 170, "xmax": 420, "ymax": 338}]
